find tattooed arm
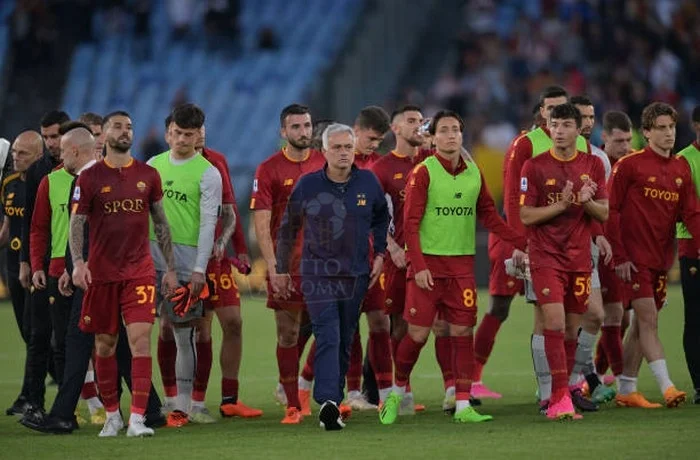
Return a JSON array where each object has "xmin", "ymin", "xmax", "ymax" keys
[
  {"xmin": 69, "ymin": 213, "xmax": 91, "ymax": 290},
  {"xmin": 150, "ymin": 199, "xmax": 175, "ymax": 272},
  {"xmin": 213, "ymin": 203, "xmax": 236, "ymax": 260}
]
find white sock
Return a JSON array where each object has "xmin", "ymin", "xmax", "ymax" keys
[
  {"xmin": 164, "ymin": 396, "xmax": 176, "ymax": 408},
  {"xmin": 86, "ymin": 396, "xmax": 103, "ymax": 414},
  {"xmin": 618, "ymin": 375, "xmax": 637, "ymax": 395},
  {"xmin": 649, "ymin": 359, "xmax": 673, "ymax": 393},
  {"xmin": 190, "ymin": 400, "xmax": 205, "ymax": 411},
  {"xmin": 277, "ymin": 382, "xmax": 284, "ymax": 393},
  {"xmin": 298, "ymin": 376, "xmax": 312, "ymax": 391},
  {"xmin": 173, "ymin": 327, "xmax": 196, "ymax": 413},
  {"xmin": 445, "ymin": 386, "xmax": 455, "ymax": 398},
  {"xmin": 569, "ymin": 330, "xmax": 597, "ymax": 386},
  {"xmin": 378, "ymin": 387, "xmax": 392, "ymax": 402},
  {"xmin": 347, "ymin": 390, "xmax": 362, "ymax": 399},
  {"xmin": 106, "ymin": 410, "xmax": 120, "ymax": 420},
  {"xmin": 455, "ymin": 399, "xmax": 471, "ymax": 412},
  {"xmin": 393, "ymin": 385, "xmax": 407, "ymax": 397},
  {"xmin": 85, "ymin": 370, "xmax": 95, "ymax": 383},
  {"xmin": 531, "ymin": 334, "xmax": 551, "ymax": 402},
  {"xmin": 129, "ymin": 413, "xmax": 145, "ymax": 425}
]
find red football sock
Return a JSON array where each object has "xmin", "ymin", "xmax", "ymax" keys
[
  {"xmin": 301, "ymin": 341, "xmax": 316, "ymax": 382},
  {"xmin": 297, "ymin": 329, "xmax": 311, "ymax": 356},
  {"xmin": 473, "ymin": 313, "xmax": 502, "ymax": 381},
  {"xmin": 594, "ymin": 337, "xmax": 610, "ymax": 375},
  {"xmin": 394, "ymin": 336, "xmax": 425, "ymax": 388},
  {"xmin": 130, "ymin": 356, "xmax": 152, "ymax": 416},
  {"xmin": 601, "ymin": 325, "xmax": 624, "ymax": 376},
  {"xmin": 222, "ymin": 378, "xmax": 239, "ymax": 403},
  {"xmin": 192, "ymin": 340, "xmax": 213, "ymax": 402},
  {"xmin": 544, "ymin": 330, "xmax": 567, "ymax": 402},
  {"xmin": 565, "ymin": 339, "xmax": 577, "ymax": 378},
  {"xmin": 346, "ymin": 331, "xmax": 363, "ymax": 392},
  {"xmin": 81, "ymin": 381, "xmax": 99, "ymax": 400},
  {"xmin": 95, "ymin": 354, "xmax": 119, "ymax": 412},
  {"xmin": 277, "ymin": 345, "xmax": 300, "ymax": 409},
  {"xmin": 157, "ymin": 337, "xmax": 177, "ymax": 398},
  {"xmin": 369, "ymin": 330, "xmax": 393, "ymax": 390},
  {"xmin": 435, "ymin": 336, "xmax": 454, "ymax": 389},
  {"xmin": 452, "ymin": 335, "xmax": 474, "ymax": 402}
]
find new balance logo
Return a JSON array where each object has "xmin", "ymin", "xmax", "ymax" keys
[{"xmin": 166, "ymin": 180, "xmax": 174, "ymax": 186}]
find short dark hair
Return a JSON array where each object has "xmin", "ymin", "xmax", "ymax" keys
[
  {"xmin": 602, "ymin": 111, "xmax": 632, "ymax": 133},
  {"xmin": 103, "ymin": 110, "xmax": 131, "ymax": 127},
  {"xmin": 539, "ymin": 85, "xmax": 568, "ymax": 104},
  {"xmin": 428, "ymin": 110, "xmax": 464, "ymax": 135},
  {"xmin": 171, "ymin": 103, "xmax": 205, "ymax": 130},
  {"xmin": 355, "ymin": 106, "xmax": 390, "ymax": 134},
  {"xmin": 549, "ymin": 102, "xmax": 582, "ymax": 128},
  {"xmin": 691, "ymin": 106, "xmax": 700, "ymax": 124},
  {"xmin": 78, "ymin": 112, "xmax": 103, "ymax": 127},
  {"xmin": 280, "ymin": 104, "xmax": 310, "ymax": 128},
  {"xmin": 58, "ymin": 121, "xmax": 92, "ymax": 135},
  {"xmin": 391, "ymin": 104, "xmax": 422, "ymax": 122},
  {"xmin": 641, "ymin": 102, "xmax": 677, "ymax": 131},
  {"xmin": 570, "ymin": 95, "xmax": 594, "ymax": 107},
  {"xmin": 40, "ymin": 110, "xmax": 70, "ymax": 128},
  {"xmin": 164, "ymin": 114, "xmax": 173, "ymax": 130}
]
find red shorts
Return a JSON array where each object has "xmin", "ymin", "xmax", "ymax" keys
[
  {"xmin": 361, "ymin": 275, "xmax": 385, "ymax": 313},
  {"xmin": 488, "ymin": 234, "xmax": 523, "ymax": 296},
  {"xmin": 79, "ymin": 276, "xmax": 156, "ymax": 335},
  {"xmin": 404, "ymin": 277, "xmax": 477, "ymax": 327},
  {"xmin": 598, "ymin": 261, "xmax": 625, "ymax": 305},
  {"xmin": 204, "ymin": 258, "xmax": 241, "ymax": 309},
  {"xmin": 267, "ymin": 275, "xmax": 306, "ymax": 311},
  {"xmin": 383, "ymin": 258, "xmax": 406, "ymax": 315},
  {"xmin": 623, "ymin": 266, "xmax": 667, "ymax": 311},
  {"xmin": 530, "ymin": 268, "xmax": 590, "ymax": 314}
]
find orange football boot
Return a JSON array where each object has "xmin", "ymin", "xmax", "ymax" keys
[
  {"xmin": 299, "ymin": 389, "xmax": 312, "ymax": 416},
  {"xmin": 166, "ymin": 410, "xmax": 190, "ymax": 427},
  {"xmin": 663, "ymin": 386, "xmax": 686, "ymax": 408},
  {"xmin": 415, "ymin": 404, "xmax": 426, "ymax": 412},
  {"xmin": 220, "ymin": 401, "xmax": 263, "ymax": 418},
  {"xmin": 339, "ymin": 404, "xmax": 352, "ymax": 420},
  {"xmin": 281, "ymin": 407, "xmax": 303, "ymax": 424},
  {"xmin": 615, "ymin": 392, "xmax": 662, "ymax": 408}
]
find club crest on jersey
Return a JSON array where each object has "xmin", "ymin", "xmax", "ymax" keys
[
  {"xmin": 72, "ymin": 186, "xmax": 81, "ymax": 201},
  {"xmin": 520, "ymin": 177, "xmax": 528, "ymax": 192},
  {"xmin": 580, "ymin": 174, "xmax": 590, "ymax": 182},
  {"xmin": 252, "ymin": 179, "xmax": 258, "ymax": 192},
  {"xmin": 136, "ymin": 181, "xmax": 146, "ymax": 192},
  {"xmin": 675, "ymin": 177, "xmax": 683, "ymax": 187},
  {"xmin": 541, "ymin": 287, "xmax": 550, "ymax": 296},
  {"xmin": 647, "ymin": 176, "xmax": 656, "ymax": 183}
]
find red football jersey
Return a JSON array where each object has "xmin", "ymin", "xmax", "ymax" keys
[
  {"xmin": 608, "ymin": 146, "xmax": 700, "ymax": 270},
  {"xmin": 521, "ymin": 149, "xmax": 607, "ymax": 272},
  {"xmin": 353, "ymin": 151, "xmax": 381, "ymax": 170},
  {"xmin": 249, "ymin": 148, "xmax": 325, "ymax": 243},
  {"xmin": 73, "ymin": 159, "xmax": 163, "ymax": 283}
]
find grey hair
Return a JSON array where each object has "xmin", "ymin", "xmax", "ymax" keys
[{"xmin": 322, "ymin": 123, "xmax": 356, "ymax": 150}]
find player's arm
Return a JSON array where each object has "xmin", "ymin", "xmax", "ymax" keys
[
  {"xmin": 251, "ymin": 165, "xmax": 276, "ymax": 273},
  {"xmin": 678, "ymin": 162, "xmax": 700, "ymax": 250},
  {"xmin": 519, "ymin": 161, "xmax": 570, "ymax": 226},
  {"xmin": 404, "ymin": 165, "xmax": 431, "ymax": 288},
  {"xmin": 476, "ymin": 172, "xmax": 527, "ymax": 250},
  {"xmin": 369, "ymin": 177, "xmax": 390, "ymax": 287},
  {"xmin": 607, "ymin": 160, "xmax": 632, "ymax": 266},
  {"xmin": 150, "ymin": 199, "xmax": 176, "ymax": 273},
  {"xmin": 580, "ymin": 159, "xmax": 609, "ymax": 222},
  {"xmin": 195, "ymin": 166, "xmax": 223, "ymax": 275},
  {"xmin": 275, "ymin": 181, "xmax": 304, "ymax": 275},
  {"xmin": 504, "ymin": 136, "xmax": 530, "ymax": 234},
  {"xmin": 20, "ymin": 162, "xmax": 41, "ymax": 264},
  {"xmin": 30, "ymin": 177, "xmax": 51, "ymax": 289}
]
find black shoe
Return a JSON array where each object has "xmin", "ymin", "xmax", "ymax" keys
[
  {"xmin": 22, "ymin": 412, "xmax": 77, "ymax": 434},
  {"xmin": 571, "ymin": 389, "xmax": 599, "ymax": 412},
  {"xmin": 18, "ymin": 405, "xmax": 47, "ymax": 431},
  {"xmin": 469, "ymin": 397, "xmax": 482, "ymax": 407},
  {"xmin": 6, "ymin": 396, "xmax": 30, "ymax": 416},
  {"xmin": 144, "ymin": 412, "xmax": 167, "ymax": 428},
  {"xmin": 319, "ymin": 401, "xmax": 345, "ymax": 431},
  {"xmin": 693, "ymin": 390, "xmax": 700, "ymax": 405}
]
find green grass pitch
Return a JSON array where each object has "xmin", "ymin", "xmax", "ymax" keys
[{"xmin": 0, "ymin": 286, "xmax": 697, "ymax": 459}]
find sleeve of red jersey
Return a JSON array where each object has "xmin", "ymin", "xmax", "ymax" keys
[
  {"xmin": 504, "ymin": 137, "xmax": 532, "ymax": 236},
  {"xmin": 607, "ymin": 160, "xmax": 630, "ymax": 265},
  {"xmin": 520, "ymin": 159, "xmax": 540, "ymax": 209},
  {"xmin": 404, "ymin": 164, "xmax": 430, "ymax": 274},
  {"xmin": 250, "ymin": 163, "xmax": 272, "ymax": 210},
  {"xmin": 215, "ymin": 159, "xmax": 235, "ymax": 205},
  {"xmin": 679, "ymin": 160, "xmax": 700, "ymax": 241},
  {"xmin": 29, "ymin": 177, "xmax": 51, "ymax": 273},
  {"xmin": 476, "ymin": 171, "xmax": 527, "ymax": 250}
]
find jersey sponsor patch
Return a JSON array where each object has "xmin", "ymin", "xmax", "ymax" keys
[
  {"xmin": 520, "ymin": 177, "xmax": 528, "ymax": 192},
  {"xmin": 72, "ymin": 186, "xmax": 81, "ymax": 201}
]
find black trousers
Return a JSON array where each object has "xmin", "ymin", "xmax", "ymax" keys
[
  {"xmin": 50, "ymin": 288, "xmax": 162, "ymax": 420},
  {"xmin": 47, "ymin": 276, "xmax": 73, "ymax": 386},
  {"xmin": 8, "ymin": 275, "xmax": 29, "ymax": 343},
  {"xmin": 680, "ymin": 257, "xmax": 700, "ymax": 390}
]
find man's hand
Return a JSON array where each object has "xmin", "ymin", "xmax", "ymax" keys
[
  {"xmin": 213, "ymin": 239, "xmax": 226, "ymax": 261},
  {"xmin": 58, "ymin": 270, "xmax": 73, "ymax": 296},
  {"xmin": 414, "ymin": 269, "xmax": 434, "ymax": 291},
  {"xmin": 596, "ymin": 235, "xmax": 613, "ymax": 265},
  {"xmin": 578, "ymin": 179, "xmax": 597, "ymax": 204},
  {"xmin": 512, "ymin": 249, "xmax": 527, "ymax": 270},
  {"xmin": 559, "ymin": 181, "xmax": 574, "ymax": 209},
  {"xmin": 19, "ymin": 262, "xmax": 31, "ymax": 289},
  {"xmin": 32, "ymin": 270, "xmax": 47, "ymax": 290},
  {"xmin": 270, "ymin": 272, "xmax": 292, "ymax": 299},
  {"xmin": 162, "ymin": 270, "xmax": 178, "ymax": 298},
  {"xmin": 190, "ymin": 271, "xmax": 206, "ymax": 299},
  {"xmin": 615, "ymin": 261, "xmax": 637, "ymax": 283},
  {"xmin": 72, "ymin": 261, "xmax": 92, "ymax": 291},
  {"xmin": 389, "ymin": 246, "xmax": 406, "ymax": 269},
  {"xmin": 369, "ymin": 255, "xmax": 384, "ymax": 289}
]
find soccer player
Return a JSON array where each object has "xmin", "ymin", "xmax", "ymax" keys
[
  {"xmin": 519, "ymin": 102, "xmax": 609, "ymax": 420},
  {"xmin": 594, "ymin": 111, "xmax": 635, "ymax": 389},
  {"xmin": 610, "ymin": 102, "xmax": 700, "ymax": 408},
  {"xmin": 70, "ymin": 111, "xmax": 178, "ymax": 437},
  {"xmin": 78, "ymin": 112, "xmax": 106, "ymax": 159},
  {"xmin": 274, "ymin": 123, "xmax": 390, "ymax": 430},
  {"xmin": 251, "ymin": 103, "xmax": 325, "ymax": 424},
  {"xmin": 380, "ymin": 110, "xmax": 526, "ymax": 425},
  {"xmin": 565, "ymin": 95, "xmax": 616, "ymax": 408},
  {"xmin": 1, "ymin": 131, "xmax": 43, "ymax": 415},
  {"xmin": 677, "ymin": 106, "xmax": 700, "ymax": 404},
  {"xmin": 150, "ymin": 105, "xmax": 222, "ymax": 425},
  {"xmin": 298, "ymin": 106, "xmax": 392, "ymax": 411}
]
